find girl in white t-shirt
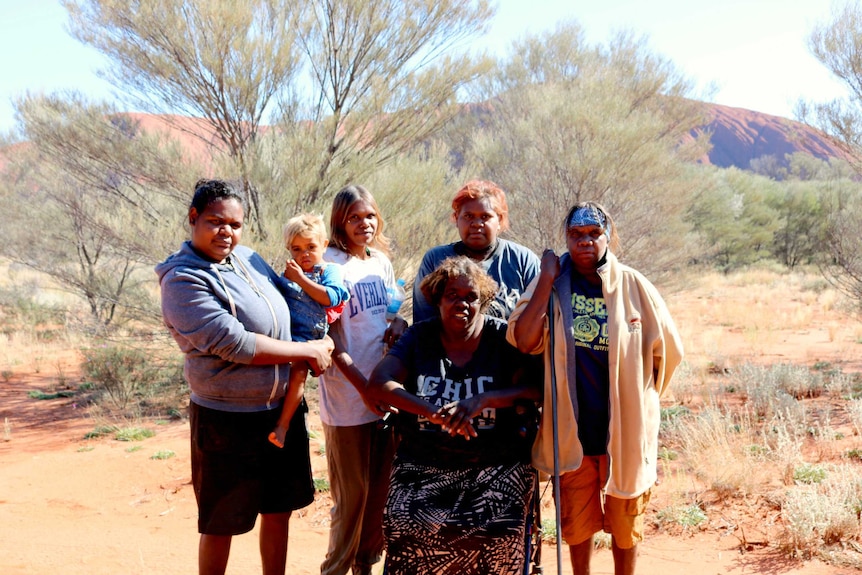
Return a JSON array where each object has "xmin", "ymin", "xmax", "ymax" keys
[{"xmin": 318, "ymin": 184, "xmax": 407, "ymax": 575}]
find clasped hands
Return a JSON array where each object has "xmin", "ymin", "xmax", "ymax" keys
[{"xmin": 426, "ymin": 397, "xmax": 482, "ymax": 440}]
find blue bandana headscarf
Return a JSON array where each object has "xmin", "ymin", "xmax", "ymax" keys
[{"xmin": 567, "ymin": 206, "xmax": 607, "ymax": 231}]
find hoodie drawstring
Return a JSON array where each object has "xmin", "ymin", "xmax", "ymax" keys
[{"xmin": 214, "ymin": 256, "xmax": 283, "ymax": 409}]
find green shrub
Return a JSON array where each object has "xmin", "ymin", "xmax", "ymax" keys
[
  {"xmin": 540, "ymin": 518, "xmax": 557, "ymax": 543},
  {"xmin": 658, "ymin": 447, "xmax": 679, "ymax": 461},
  {"xmin": 81, "ymin": 345, "xmax": 155, "ymax": 410},
  {"xmin": 28, "ymin": 389, "xmax": 75, "ymax": 400},
  {"xmin": 794, "ymin": 463, "xmax": 827, "ymax": 485},
  {"xmin": 84, "ymin": 425, "xmax": 119, "ymax": 439},
  {"xmin": 150, "ymin": 450, "xmax": 175, "ymax": 460},
  {"xmin": 844, "ymin": 449, "xmax": 862, "ymax": 461},
  {"xmin": 656, "ymin": 504, "xmax": 708, "ymax": 529},
  {"xmin": 115, "ymin": 427, "xmax": 155, "ymax": 442}
]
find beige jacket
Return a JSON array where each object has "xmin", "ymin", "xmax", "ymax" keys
[{"xmin": 507, "ymin": 251, "xmax": 683, "ymax": 499}]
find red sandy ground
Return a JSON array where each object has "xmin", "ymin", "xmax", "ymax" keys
[{"xmin": 1, "ymin": 273, "xmax": 861, "ymax": 575}]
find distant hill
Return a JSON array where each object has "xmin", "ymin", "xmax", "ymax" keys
[
  {"xmin": 693, "ymin": 102, "xmax": 855, "ymax": 169},
  {"xmin": 2, "ymin": 103, "xmax": 855, "ymax": 174}
]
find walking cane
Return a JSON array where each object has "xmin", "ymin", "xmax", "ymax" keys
[{"xmin": 548, "ymin": 291, "xmax": 563, "ymax": 575}]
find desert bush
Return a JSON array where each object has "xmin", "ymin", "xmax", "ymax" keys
[
  {"xmin": 655, "ymin": 503, "xmax": 708, "ymax": 530},
  {"xmin": 734, "ymin": 363, "xmax": 824, "ymax": 419},
  {"xmin": 780, "ymin": 465, "xmax": 862, "ymax": 559},
  {"xmin": 660, "ymin": 404, "xmax": 692, "ymax": 435},
  {"xmin": 759, "ymin": 404, "xmax": 811, "ymax": 484},
  {"xmin": 84, "ymin": 425, "xmax": 119, "ymax": 439},
  {"xmin": 80, "ymin": 344, "xmax": 185, "ymax": 416},
  {"xmin": 540, "ymin": 518, "xmax": 557, "ymax": 544},
  {"xmin": 676, "ymin": 406, "xmax": 764, "ymax": 497},
  {"xmin": 668, "ymin": 362, "xmax": 701, "ymax": 405},
  {"xmin": 849, "ymin": 399, "xmax": 862, "ymax": 437},
  {"xmin": 793, "ymin": 463, "xmax": 828, "ymax": 485},
  {"xmin": 824, "ymin": 369, "xmax": 859, "ymax": 398},
  {"xmin": 114, "ymin": 427, "xmax": 155, "ymax": 442},
  {"xmin": 150, "ymin": 450, "xmax": 176, "ymax": 460},
  {"xmin": 0, "ymin": 284, "xmax": 69, "ymax": 341},
  {"xmin": 593, "ymin": 531, "xmax": 612, "ymax": 550}
]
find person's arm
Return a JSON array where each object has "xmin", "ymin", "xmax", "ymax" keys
[
  {"xmin": 646, "ymin": 283, "xmax": 685, "ymax": 397},
  {"xmin": 284, "ymin": 261, "xmax": 332, "ymax": 306},
  {"xmin": 437, "ymin": 367, "xmax": 541, "ymax": 440},
  {"xmin": 382, "ymin": 257, "xmax": 409, "ymax": 346},
  {"xmin": 383, "ymin": 315, "xmax": 408, "ymax": 348},
  {"xmin": 367, "ymin": 354, "xmax": 446, "ymax": 425},
  {"xmin": 328, "ymin": 321, "xmax": 387, "ymax": 416},
  {"xmin": 510, "ymin": 249, "xmax": 559, "ymax": 353},
  {"xmin": 251, "ymin": 334, "xmax": 334, "ymax": 374}
]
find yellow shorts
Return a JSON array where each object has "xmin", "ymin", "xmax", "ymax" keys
[{"xmin": 557, "ymin": 454, "xmax": 650, "ymax": 549}]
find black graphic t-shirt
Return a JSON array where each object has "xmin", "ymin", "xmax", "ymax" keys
[
  {"xmin": 388, "ymin": 316, "xmax": 536, "ymax": 468},
  {"xmin": 570, "ymin": 272, "xmax": 610, "ymax": 456}
]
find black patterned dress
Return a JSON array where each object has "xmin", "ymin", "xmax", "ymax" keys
[{"xmin": 382, "ymin": 317, "xmax": 537, "ymax": 575}]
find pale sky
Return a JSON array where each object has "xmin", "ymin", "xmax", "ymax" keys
[{"xmin": 0, "ymin": 0, "xmax": 849, "ymax": 134}]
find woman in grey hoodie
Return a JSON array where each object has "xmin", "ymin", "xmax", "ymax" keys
[{"xmin": 155, "ymin": 179, "xmax": 334, "ymax": 575}]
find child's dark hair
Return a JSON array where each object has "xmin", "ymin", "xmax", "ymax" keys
[
  {"xmin": 329, "ymin": 184, "xmax": 391, "ymax": 256},
  {"xmin": 189, "ymin": 179, "xmax": 247, "ymax": 215}
]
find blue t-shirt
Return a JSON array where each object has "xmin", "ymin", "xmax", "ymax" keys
[
  {"xmin": 387, "ymin": 316, "xmax": 536, "ymax": 468},
  {"xmin": 570, "ymin": 272, "xmax": 610, "ymax": 456},
  {"xmin": 412, "ymin": 239, "xmax": 540, "ymax": 322}
]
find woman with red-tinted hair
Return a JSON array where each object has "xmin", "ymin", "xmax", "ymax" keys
[{"xmin": 412, "ymin": 180, "xmax": 540, "ymax": 323}]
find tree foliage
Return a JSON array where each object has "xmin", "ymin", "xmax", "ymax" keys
[
  {"xmin": 805, "ymin": 1, "xmax": 862, "ymax": 304},
  {"xmin": 806, "ymin": 1, "xmax": 862, "ymax": 156},
  {"xmin": 465, "ymin": 24, "xmax": 710, "ymax": 278},
  {"xmin": 63, "ymin": 0, "xmax": 306, "ymax": 235},
  {"xmin": 1, "ymin": 94, "xmax": 194, "ymax": 326},
  {"xmin": 62, "ymin": 0, "xmax": 493, "ymax": 237}
]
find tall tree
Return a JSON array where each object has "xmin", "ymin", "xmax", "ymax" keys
[
  {"xmin": 467, "ymin": 23, "xmax": 710, "ymax": 277},
  {"xmin": 1, "ymin": 94, "xmax": 194, "ymax": 326},
  {"xmin": 805, "ymin": 1, "xmax": 862, "ymax": 304},
  {"xmin": 806, "ymin": 0, "xmax": 862, "ymax": 157},
  {"xmin": 62, "ymin": 0, "xmax": 494, "ymax": 236},
  {"xmin": 63, "ymin": 0, "xmax": 306, "ymax": 235},
  {"xmin": 260, "ymin": 0, "xmax": 492, "ymax": 220}
]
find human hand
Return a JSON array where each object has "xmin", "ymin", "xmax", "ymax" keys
[
  {"xmin": 540, "ymin": 249, "xmax": 561, "ymax": 280},
  {"xmin": 306, "ymin": 337, "xmax": 334, "ymax": 375},
  {"xmin": 284, "ymin": 260, "xmax": 304, "ymax": 283},
  {"xmin": 436, "ymin": 398, "xmax": 481, "ymax": 440},
  {"xmin": 382, "ymin": 316, "xmax": 408, "ymax": 348},
  {"xmin": 361, "ymin": 395, "xmax": 392, "ymax": 418}
]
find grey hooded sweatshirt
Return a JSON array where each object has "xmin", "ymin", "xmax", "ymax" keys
[{"xmin": 155, "ymin": 241, "xmax": 293, "ymax": 412}]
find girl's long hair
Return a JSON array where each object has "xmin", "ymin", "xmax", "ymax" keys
[{"xmin": 329, "ymin": 184, "xmax": 391, "ymax": 256}]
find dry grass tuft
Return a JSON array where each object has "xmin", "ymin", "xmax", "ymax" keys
[{"xmin": 659, "ymin": 266, "xmax": 862, "ymax": 566}]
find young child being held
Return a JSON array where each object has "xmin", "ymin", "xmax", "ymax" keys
[{"xmin": 269, "ymin": 213, "xmax": 350, "ymax": 448}]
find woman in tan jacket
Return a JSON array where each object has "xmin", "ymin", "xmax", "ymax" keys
[{"xmin": 507, "ymin": 201, "xmax": 683, "ymax": 575}]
